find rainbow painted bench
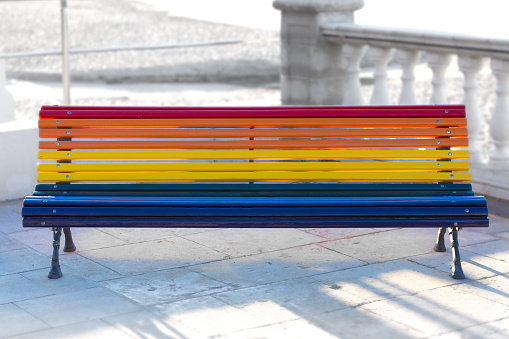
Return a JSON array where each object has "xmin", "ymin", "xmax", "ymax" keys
[{"xmin": 22, "ymin": 105, "xmax": 489, "ymax": 279}]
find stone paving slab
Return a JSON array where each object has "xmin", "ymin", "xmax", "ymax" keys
[
  {"xmin": 9, "ymin": 228, "xmax": 129, "ymax": 254},
  {"xmin": 103, "ymin": 310, "xmax": 198, "ymax": 339},
  {"xmin": 14, "ymin": 287, "xmax": 141, "ymax": 327},
  {"xmin": 0, "ymin": 247, "xmax": 50, "ymax": 276},
  {"xmin": 409, "ymin": 249, "xmax": 509, "ymax": 280},
  {"xmin": 103, "ymin": 268, "xmax": 232, "ymax": 306},
  {"xmin": 0, "ymin": 274, "xmax": 52, "ymax": 304},
  {"xmin": 78, "ymin": 236, "xmax": 231, "ymax": 276},
  {"xmin": 0, "ymin": 303, "xmax": 49, "ymax": 338},
  {"xmin": 320, "ymin": 228, "xmax": 444, "ymax": 264},
  {"xmin": 189, "ymin": 243, "xmax": 366, "ymax": 289},
  {"xmin": 312, "ymin": 259, "xmax": 457, "ymax": 305},
  {"xmin": 360, "ymin": 285, "xmax": 509, "ymax": 337},
  {"xmin": 97, "ymin": 226, "xmax": 221, "ymax": 243},
  {"xmin": 11, "ymin": 319, "xmax": 134, "ymax": 339},
  {"xmin": 182, "ymin": 227, "xmax": 325, "ymax": 257},
  {"xmin": 213, "ymin": 276, "xmax": 357, "ymax": 319}
]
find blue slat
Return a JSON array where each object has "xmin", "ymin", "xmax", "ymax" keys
[
  {"xmin": 23, "ymin": 195, "xmax": 488, "ymax": 207},
  {"xmin": 22, "ymin": 206, "xmax": 488, "ymax": 217}
]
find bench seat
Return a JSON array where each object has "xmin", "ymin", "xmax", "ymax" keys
[{"xmin": 22, "ymin": 104, "xmax": 489, "ymax": 280}]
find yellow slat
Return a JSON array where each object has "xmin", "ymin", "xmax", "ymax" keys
[
  {"xmin": 38, "ymin": 150, "xmax": 469, "ymax": 161},
  {"xmin": 38, "ymin": 161, "xmax": 469, "ymax": 173},
  {"xmin": 37, "ymin": 171, "xmax": 471, "ymax": 183}
]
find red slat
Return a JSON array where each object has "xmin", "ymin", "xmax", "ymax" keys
[{"xmin": 39, "ymin": 106, "xmax": 466, "ymax": 119}]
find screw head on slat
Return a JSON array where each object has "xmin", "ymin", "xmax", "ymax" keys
[
  {"xmin": 450, "ymin": 174, "xmax": 454, "ymax": 177},
  {"xmin": 41, "ymin": 222, "xmax": 46, "ymax": 226},
  {"xmin": 447, "ymin": 130, "xmax": 450, "ymax": 133},
  {"xmin": 437, "ymin": 163, "xmax": 440, "ymax": 167},
  {"xmin": 66, "ymin": 131, "xmax": 70, "ymax": 134},
  {"xmin": 436, "ymin": 120, "xmax": 440, "ymax": 123},
  {"xmin": 445, "ymin": 110, "xmax": 449, "ymax": 113},
  {"xmin": 67, "ymin": 111, "xmax": 72, "ymax": 114},
  {"xmin": 52, "ymin": 209, "xmax": 56, "ymax": 213},
  {"xmin": 57, "ymin": 164, "xmax": 60, "ymax": 167},
  {"xmin": 66, "ymin": 175, "xmax": 69, "ymax": 178},
  {"xmin": 448, "ymin": 152, "xmax": 452, "ymax": 156},
  {"xmin": 437, "ymin": 140, "xmax": 441, "ymax": 144},
  {"xmin": 454, "ymin": 222, "xmax": 458, "ymax": 226},
  {"xmin": 56, "ymin": 142, "xmax": 60, "ymax": 146},
  {"xmin": 465, "ymin": 209, "xmax": 470, "ymax": 213},
  {"xmin": 66, "ymin": 153, "xmax": 70, "ymax": 156},
  {"xmin": 56, "ymin": 120, "xmax": 60, "ymax": 124}
]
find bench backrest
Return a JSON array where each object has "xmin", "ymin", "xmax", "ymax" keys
[{"xmin": 37, "ymin": 105, "xmax": 470, "ymax": 189}]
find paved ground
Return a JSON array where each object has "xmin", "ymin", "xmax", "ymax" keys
[{"xmin": 2, "ymin": 199, "xmax": 509, "ymax": 338}]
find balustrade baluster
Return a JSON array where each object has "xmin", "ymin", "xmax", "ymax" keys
[
  {"xmin": 396, "ymin": 49, "xmax": 421, "ymax": 105},
  {"xmin": 489, "ymin": 58, "xmax": 509, "ymax": 169},
  {"xmin": 458, "ymin": 55, "xmax": 485, "ymax": 164},
  {"xmin": 368, "ymin": 46, "xmax": 393, "ymax": 105},
  {"xmin": 428, "ymin": 52, "xmax": 451, "ymax": 104},
  {"xmin": 342, "ymin": 43, "xmax": 366, "ymax": 105}
]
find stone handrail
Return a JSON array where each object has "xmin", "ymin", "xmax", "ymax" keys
[{"xmin": 274, "ymin": 0, "xmax": 509, "ymax": 213}]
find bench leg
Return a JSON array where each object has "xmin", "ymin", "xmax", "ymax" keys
[
  {"xmin": 48, "ymin": 227, "xmax": 63, "ymax": 279},
  {"xmin": 449, "ymin": 227, "xmax": 466, "ymax": 280},
  {"xmin": 63, "ymin": 227, "xmax": 76, "ymax": 252},
  {"xmin": 434, "ymin": 227, "xmax": 447, "ymax": 252}
]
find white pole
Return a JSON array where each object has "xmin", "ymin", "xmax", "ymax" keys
[{"xmin": 60, "ymin": 0, "xmax": 70, "ymax": 105}]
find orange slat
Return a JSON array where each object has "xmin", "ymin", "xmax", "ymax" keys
[
  {"xmin": 40, "ymin": 138, "xmax": 468, "ymax": 150},
  {"xmin": 38, "ymin": 118, "xmax": 468, "ymax": 128},
  {"xmin": 38, "ymin": 127, "xmax": 469, "ymax": 139}
]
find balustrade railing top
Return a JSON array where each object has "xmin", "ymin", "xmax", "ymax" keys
[{"xmin": 321, "ymin": 23, "xmax": 509, "ymax": 59}]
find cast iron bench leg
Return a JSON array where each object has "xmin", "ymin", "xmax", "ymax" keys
[
  {"xmin": 434, "ymin": 227, "xmax": 447, "ymax": 252},
  {"xmin": 48, "ymin": 227, "xmax": 63, "ymax": 279},
  {"xmin": 449, "ymin": 227, "xmax": 466, "ymax": 279},
  {"xmin": 63, "ymin": 227, "xmax": 76, "ymax": 252}
]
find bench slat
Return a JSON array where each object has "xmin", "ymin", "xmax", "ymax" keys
[
  {"xmin": 39, "ymin": 138, "xmax": 468, "ymax": 150},
  {"xmin": 33, "ymin": 190, "xmax": 474, "ymax": 197},
  {"xmin": 38, "ymin": 161, "xmax": 469, "ymax": 173},
  {"xmin": 37, "ymin": 171, "xmax": 472, "ymax": 183},
  {"xmin": 38, "ymin": 149, "xmax": 469, "ymax": 160},
  {"xmin": 39, "ymin": 127, "xmax": 469, "ymax": 139},
  {"xmin": 38, "ymin": 117, "xmax": 467, "ymax": 128},
  {"xmin": 23, "ymin": 206, "xmax": 487, "ymax": 217},
  {"xmin": 22, "ymin": 217, "xmax": 488, "ymax": 229},
  {"xmin": 33, "ymin": 183, "xmax": 475, "ymax": 197},
  {"xmin": 35, "ymin": 183, "xmax": 474, "ymax": 192},
  {"xmin": 41, "ymin": 104, "xmax": 466, "ymax": 111},
  {"xmin": 40, "ymin": 106, "xmax": 466, "ymax": 118},
  {"xmin": 24, "ymin": 196, "xmax": 488, "ymax": 207}
]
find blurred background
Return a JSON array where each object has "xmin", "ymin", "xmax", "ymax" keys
[{"xmin": 1, "ymin": 0, "xmax": 509, "ymax": 206}]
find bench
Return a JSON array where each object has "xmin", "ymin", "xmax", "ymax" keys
[{"xmin": 22, "ymin": 104, "xmax": 489, "ymax": 280}]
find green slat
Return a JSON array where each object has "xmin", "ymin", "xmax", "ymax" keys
[
  {"xmin": 33, "ymin": 190, "xmax": 474, "ymax": 197},
  {"xmin": 35, "ymin": 183, "xmax": 473, "ymax": 192}
]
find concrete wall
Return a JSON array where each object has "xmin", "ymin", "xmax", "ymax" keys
[{"xmin": 0, "ymin": 121, "xmax": 38, "ymax": 201}]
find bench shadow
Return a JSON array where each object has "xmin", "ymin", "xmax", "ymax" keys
[{"xmin": 61, "ymin": 228, "xmax": 509, "ymax": 337}]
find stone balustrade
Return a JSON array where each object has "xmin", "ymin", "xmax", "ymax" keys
[{"xmin": 274, "ymin": 0, "xmax": 509, "ymax": 213}]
